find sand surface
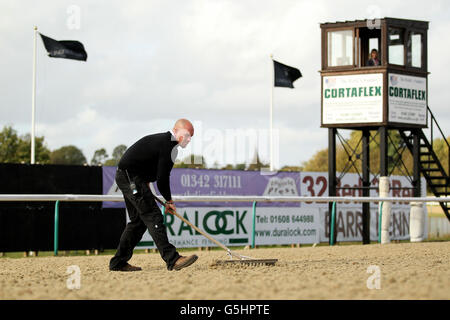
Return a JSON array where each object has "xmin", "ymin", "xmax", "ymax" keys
[{"xmin": 0, "ymin": 241, "xmax": 449, "ymax": 300}]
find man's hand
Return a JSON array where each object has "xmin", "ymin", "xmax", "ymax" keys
[{"xmin": 164, "ymin": 200, "xmax": 176, "ymax": 214}]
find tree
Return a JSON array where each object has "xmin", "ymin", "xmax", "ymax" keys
[
  {"xmin": 280, "ymin": 165, "xmax": 302, "ymax": 172},
  {"xmin": 234, "ymin": 163, "xmax": 246, "ymax": 170},
  {"xmin": 247, "ymin": 152, "xmax": 268, "ymax": 171},
  {"xmin": 220, "ymin": 163, "xmax": 246, "ymax": 170},
  {"xmin": 50, "ymin": 145, "xmax": 87, "ymax": 165},
  {"xmin": 103, "ymin": 159, "xmax": 117, "ymax": 166},
  {"xmin": 16, "ymin": 133, "xmax": 51, "ymax": 164},
  {"xmin": 433, "ymin": 136, "xmax": 450, "ymax": 174},
  {"xmin": 299, "ymin": 130, "xmax": 450, "ymax": 179},
  {"xmin": 174, "ymin": 154, "xmax": 207, "ymax": 169},
  {"xmin": 211, "ymin": 161, "xmax": 220, "ymax": 169},
  {"xmin": 300, "ymin": 130, "xmax": 414, "ymax": 175},
  {"xmin": 0, "ymin": 125, "xmax": 20, "ymax": 163},
  {"xmin": 112, "ymin": 144, "xmax": 127, "ymax": 161},
  {"xmin": 301, "ymin": 148, "xmax": 328, "ymax": 172},
  {"xmin": 91, "ymin": 148, "xmax": 108, "ymax": 166},
  {"xmin": 0, "ymin": 125, "xmax": 50, "ymax": 164},
  {"xmin": 104, "ymin": 144, "xmax": 127, "ymax": 166}
]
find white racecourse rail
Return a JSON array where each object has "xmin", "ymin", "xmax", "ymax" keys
[
  {"xmin": 0, "ymin": 195, "xmax": 448, "ymax": 248},
  {"xmin": 1, "ymin": 195, "xmax": 450, "ymax": 203}
]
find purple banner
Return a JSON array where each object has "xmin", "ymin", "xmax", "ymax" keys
[
  {"xmin": 102, "ymin": 166, "xmax": 123, "ymax": 208},
  {"xmin": 102, "ymin": 167, "xmax": 301, "ymax": 208}
]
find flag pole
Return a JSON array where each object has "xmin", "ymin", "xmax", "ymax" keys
[
  {"xmin": 31, "ymin": 26, "xmax": 38, "ymax": 164},
  {"xmin": 269, "ymin": 54, "xmax": 274, "ymax": 171}
]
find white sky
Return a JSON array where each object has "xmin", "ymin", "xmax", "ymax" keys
[{"xmin": 0, "ymin": 0, "xmax": 449, "ymax": 168}]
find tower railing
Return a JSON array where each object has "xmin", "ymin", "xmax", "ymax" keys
[{"xmin": 426, "ymin": 106, "xmax": 450, "ymax": 176}]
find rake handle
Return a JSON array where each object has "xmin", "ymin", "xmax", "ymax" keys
[{"xmin": 153, "ymin": 195, "xmax": 231, "ymax": 253}]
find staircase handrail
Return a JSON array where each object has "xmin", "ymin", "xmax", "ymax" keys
[{"xmin": 427, "ymin": 106, "xmax": 450, "ymax": 177}]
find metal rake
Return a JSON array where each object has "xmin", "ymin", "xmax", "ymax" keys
[{"xmin": 153, "ymin": 195, "xmax": 278, "ymax": 266}]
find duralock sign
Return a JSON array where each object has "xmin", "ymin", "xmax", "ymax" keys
[{"xmin": 102, "ymin": 167, "xmax": 427, "ymax": 248}]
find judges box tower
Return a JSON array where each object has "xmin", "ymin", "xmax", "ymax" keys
[{"xmin": 320, "ymin": 18, "xmax": 449, "ymax": 244}]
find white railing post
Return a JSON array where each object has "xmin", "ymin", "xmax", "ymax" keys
[
  {"xmin": 410, "ymin": 202, "xmax": 425, "ymax": 242},
  {"xmin": 379, "ymin": 177, "xmax": 391, "ymax": 244}
]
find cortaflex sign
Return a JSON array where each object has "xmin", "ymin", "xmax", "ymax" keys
[
  {"xmin": 388, "ymin": 73, "xmax": 427, "ymax": 125},
  {"xmin": 322, "ymin": 73, "xmax": 383, "ymax": 125},
  {"xmin": 321, "ymin": 72, "xmax": 427, "ymax": 127}
]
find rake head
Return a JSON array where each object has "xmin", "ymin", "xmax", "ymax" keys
[
  {"xmin": 153, "ymin": 195, "xmax": 279, "ymax": 267},
  {"xmin": 211, "ymin": 250, "xmax": 278, "ymax": 266},
  {"xmin": 212, "ymin": 258, "xmax": 278, "ymax": 266}
]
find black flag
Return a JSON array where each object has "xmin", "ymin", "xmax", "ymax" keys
[
  {"xmin": 273, "ymin": 60, "xmax": 301, "ymax": 88},
  {"xmin": 39, "ymin": 33, "xmax": 87, "ymax": 61}
]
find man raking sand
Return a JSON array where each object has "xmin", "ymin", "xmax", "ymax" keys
[{"xmin": 109, "ymin": 119, "xmax": 197, "ymax": 272}]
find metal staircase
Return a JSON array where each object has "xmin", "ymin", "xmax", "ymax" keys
[{"xmin": 398, "ymin": 107, "xmax": 450, "ymax": 221}]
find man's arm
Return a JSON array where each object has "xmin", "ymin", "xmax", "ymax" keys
[
  {"xmin": 156, "ymin": 154, "xmax": 177, "ymax": 214},
  {"xmin": 156, "ymin": 150, "xmax": 174, "ymax": 202}
]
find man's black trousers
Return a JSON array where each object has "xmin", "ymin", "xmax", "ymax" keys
[{"xmin": 109, "ymin": 168, "xmax": 180, "ymax": 270}]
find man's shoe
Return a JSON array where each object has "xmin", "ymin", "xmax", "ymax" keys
[
  {"xmin": 111, "ymin": 263, "xmax": 142, "ymax": 272},
  {"xmin": 173, "ymin": 255, "xmax": 198, "ymax": 271}
]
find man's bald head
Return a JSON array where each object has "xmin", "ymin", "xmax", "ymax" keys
[
  {"xmin": 173, "ymin": 119, "xmax": 194, "ymax": 137},
  {"xmin": 173, "ymin": 119, "xmax": 194, "ymax": 148}
]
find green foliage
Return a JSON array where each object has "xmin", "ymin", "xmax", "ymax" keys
[
  {"xmin": 300, "ymin": 131, "xmax": 449, "ymax": 179},
  {"xmin": 0, "ymin": 125, "xmax": 50, "ymax": 164},
  {"xmin": 16, "ymin": 134, "xmax": 51, "ymax": 164},
  {"xmin": 0, "ymin": 126, "xmax": 20, "ymax": 163},
  {"xmin": 302, "ymin": 130, "xmax": 409, "ymax": 174},
  {"xmin": 234, "ymin": 163, "xmax": 247, "ymax": 170},
  {"xmin": 280, "ymin": 165, "xmax": 302, "ymax": 172},
  {"xmin": 91, "ymin": 148, "xmax": 109, "ymax": 165},
  {"xmin": 220, "ymin": 164, "xmax": 234, "ymax": 170},
  {"xmin": 104, "ymin": 144, "xmax": 127, "ymax": 166},
  {"xmin": 219, "ymin": 163, "xmax": 246, "ymax": 170},
  {"xmin": 103, "ymin": 159, "xmax": 117, "ymax": 166},
  {"xmin": 215, "ymin": 152, "xmax": 267, "ymax": 171},
  {"xmin": 112, "ymin": 144, "xmax": 127, "ymax": 160},
  {"xmin": 302, "ymin": 148, "xmax": 328, "ymax": 172},
  {"xmin": 50, "ymin": 145, "xmax": 87, "ymax": 165},
  {"xmin": 247, "ymin": 152, "xmax": 268, "ymax": 171},
  {"xmin": 174, "ymin": 154, "xmax": 207, "ymax": 169},
  {"xmin": 432, "ymin": 136, "xmax": 450, "ymax": 174}
]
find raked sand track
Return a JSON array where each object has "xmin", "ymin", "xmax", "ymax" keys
[{"xmin": 0, "ymin": 241, "xmax": 448, "ymax": 300}]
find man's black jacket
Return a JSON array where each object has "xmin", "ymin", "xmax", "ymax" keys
[{"xmin": 118, "ymin": 131, "xmax": 178, "ymax": 201}]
